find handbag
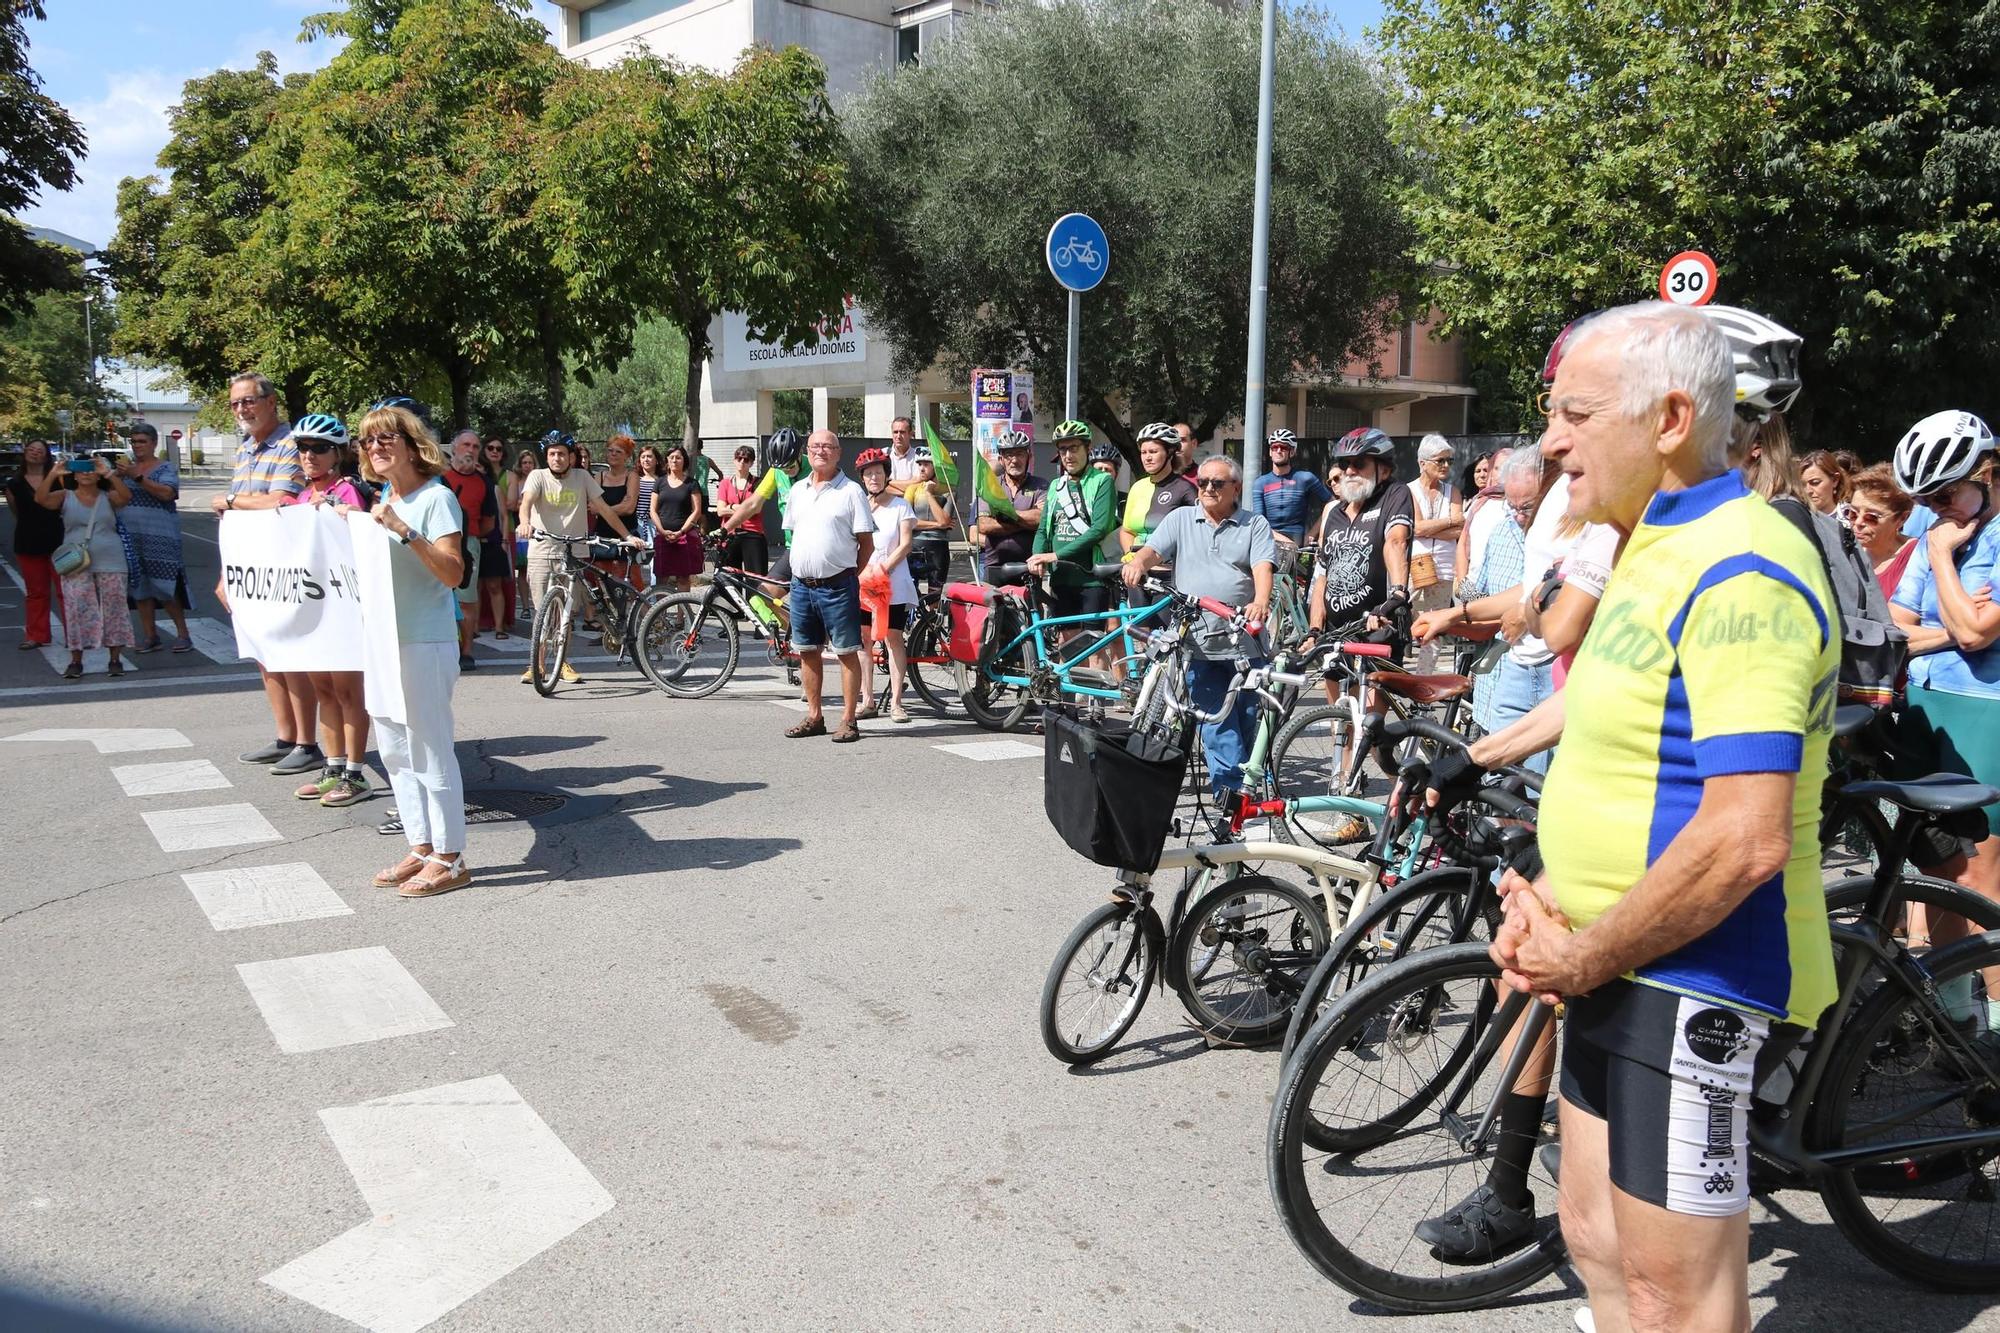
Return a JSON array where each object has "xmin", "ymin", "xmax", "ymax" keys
[
  {"xmin": 1409, "ymin": 552, "xmax": 1438, "ymax": 590},
  {"xmin": 51, "ymin": 492, "xmax": 104, "ymax": 577}
]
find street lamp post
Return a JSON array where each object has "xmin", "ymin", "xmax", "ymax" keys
[{"xmin": 1240, "ymin": 0, "xmax": 1278, "ymax": 490}]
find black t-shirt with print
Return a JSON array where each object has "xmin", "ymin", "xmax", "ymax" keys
[{"xmin": 1315, "ymin": 479, "xmax": 1414, "ymax": 631}]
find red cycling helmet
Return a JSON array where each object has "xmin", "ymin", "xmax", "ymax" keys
[{"xmin": 853, "ymin": 447, "xmax": 890, "ymax": 473}]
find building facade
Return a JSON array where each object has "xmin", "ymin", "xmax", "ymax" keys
[{"xmin": 548, "ymin": 0, "xmax": 1476, "ymax": 443}]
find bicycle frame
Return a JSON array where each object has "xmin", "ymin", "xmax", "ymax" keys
[{"xmin": 985, "ymin": 587, "xmax": 1172, "ymax": 701}]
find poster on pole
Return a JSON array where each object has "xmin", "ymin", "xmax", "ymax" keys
[
  {"xmin": 218, "ymin": 507, "xmax": 365, "ymax": 673},
  {"xmin": 347, "ymin": 513, "xmax": 408, "ymax": 725},
  {"xmin": 970, "ymin": 368, "xmax": 1038, "ymax": 462}
]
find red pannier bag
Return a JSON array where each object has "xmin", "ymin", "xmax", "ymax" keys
[{"xmin": 944, "ymin": 581, "xmax": 1022, "ymax": 664}]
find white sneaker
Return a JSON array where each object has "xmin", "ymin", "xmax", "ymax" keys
[{"xmin": 1574, "ymin": 1307, "xmax": 1596, "ymax": 1333}]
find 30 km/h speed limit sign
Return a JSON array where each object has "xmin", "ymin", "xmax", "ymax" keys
[{"xmin": 1658, "ymin": 251, "xmax": 1718, "ymax": 307}]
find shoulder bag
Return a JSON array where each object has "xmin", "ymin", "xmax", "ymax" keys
[{"xmin": 51, "ymin": 493, "xmax": 104, "ymax": 577}]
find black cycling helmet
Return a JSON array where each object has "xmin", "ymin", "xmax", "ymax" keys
[
  {"xmin": 1330, "ymin": 426, "xmax": 1395, "ymax": 461},
  {"xmin": 1087, "ymin": 442, "xmax": 1120, "ymax": 465},
  {"xmin": 765, "ymin": 426, "xmax": 803, "ymax": 469}
]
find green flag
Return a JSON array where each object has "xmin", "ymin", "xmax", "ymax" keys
[
  {"xmin": 976, "ymin": 445, "xmax": 1017, "ymax": 522},
  {"xmin": 921, "ymin": 418, "xmax": 959, "ymax": 487}
]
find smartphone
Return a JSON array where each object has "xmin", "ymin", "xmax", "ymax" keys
[{"xmin": 66, "ymin": 457, "xmax": 95, "ymax": 474}]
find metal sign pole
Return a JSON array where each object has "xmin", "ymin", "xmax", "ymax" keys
[
  {"xmin": 1065, "ymin": 290, "xmax": 1081, "ymax": 423},
  {"xmin": 1241, "ymin": 0, "xmax": 1278, "ymax": 490}
]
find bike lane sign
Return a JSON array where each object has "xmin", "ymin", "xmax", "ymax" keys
[{"xmin": 1046, "ymin": 213, "xmax": 1109, "ymax": 293}]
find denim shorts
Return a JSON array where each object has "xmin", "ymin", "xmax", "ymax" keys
[{"xmin": 789, "ymin": 571, "xmax": 861, "ymax": 653}]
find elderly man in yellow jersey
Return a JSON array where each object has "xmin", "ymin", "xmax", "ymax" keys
[{"xmin": 1494, "ymin": 301, "xmax": 1837, "ymax": 1333}]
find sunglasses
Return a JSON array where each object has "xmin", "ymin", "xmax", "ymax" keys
[
  {"xmin": 1196, "ymin": 477, "xmax": 1234, "ymax": 491},
  {"xmin": 1847, "ymin": 507, "xmax": 1892, "ymax": 526},
  {"xmin": 297, "ymin": 441, "xmax": 338, "ymax": 455},
  {"xmin": 359, "ymin": 431, "xmax": 404, "ymax": 447}
]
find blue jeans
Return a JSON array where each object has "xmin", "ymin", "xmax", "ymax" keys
[
  {"xmin": 1188, "ymin": 656, "xmax": 1264, "ymax": 795},
  {"xmin": 789, "ymin": 571, "xmax": 862, "ymax": 653},
  {"xmin": 1486, "ymin": 653, "xmax": 1556, "ymax": 774}
]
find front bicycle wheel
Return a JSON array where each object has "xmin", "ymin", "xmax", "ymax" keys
[
  {"xmin": 530, "ymin": 585, "xmax": 573, "ymax": 697},
  {"xmin": 1812, "ymin": 932, "xmax": 2000, "ymax": 1291},
  {"xmin": 639, "ymin": 592, "xmax": 740, "ymax": 698},
  {"xmin": 959, "ymin": 639, "xmax": 1035, "ymax": 731},
  {"xmin": 1269, "ymin": 943, "xmax": 1565, "ymax": 1312},
  {"xmin": 1172, "ymin": 875, "xmax": 1330, "ymax": 1045},
  {"xmin": 1040, "ymin": 899, "xmax": 1160, "ymax": 1065},
  {"xmin": 1280, "ymin": 865, "xmax": 1485, "ymax": 1067}
]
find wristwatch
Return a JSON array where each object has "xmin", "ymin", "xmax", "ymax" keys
[
  {"xmin": 398, "ymin": 530, "xmax": 413, "ymax": 546},
  {"xmin": 225, "ymin": 494, "xmax": 235, "ymax": 510}
]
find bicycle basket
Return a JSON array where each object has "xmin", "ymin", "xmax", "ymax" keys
[{"xmin": 1043, "ymin": 706, "xmax": 1189, "ymax": 873}]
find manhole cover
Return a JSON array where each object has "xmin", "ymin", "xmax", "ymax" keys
[{"xmin": 463, "ymin": 788, "xmax": 570, "ymax": 825}]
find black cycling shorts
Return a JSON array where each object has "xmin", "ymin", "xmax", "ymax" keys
[
  {"xmin": 1560, "ymin": 979, "xmax": 1803, "ymax": 1217},
  {"xmin": 1049, "ymin": 581, "xmax": 1112, "ymax": 622}
]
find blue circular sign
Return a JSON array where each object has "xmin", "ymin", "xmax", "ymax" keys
[{"xmin": 1046, "ymin": 213, "xmax": 1109, "ymax": 293}]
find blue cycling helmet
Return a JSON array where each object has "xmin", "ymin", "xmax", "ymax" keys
[
  {"xmin": 1330, "ymin": 427, "xmax": 1395, "ymax": 460},
  {"xmin": 540, "ymin": 429, "xmax": 577, "ymax": 454},
  {"xmin": 292, "ymin": 412, "xmax": 348, "ymax": 445}
]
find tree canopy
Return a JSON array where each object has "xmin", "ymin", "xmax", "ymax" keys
[
  {"xmin": 0, "ymin": 0, "xmax": 87, "ymax": 318},
  {"xmin": 1380, "ymin": 0, "xmax": 2000, "ymax": 447},
  {"xmin": 843, "ymin": 0, "xmax": 1416, "ymax": 450}
]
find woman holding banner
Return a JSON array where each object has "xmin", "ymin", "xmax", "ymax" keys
[
  {"xmin": 286, "ymin": 418, "xmax": 373, "ymax": 808},
  {"xmin": 350, "ymin": 402, "xmax": 472, "ymax": 898}
]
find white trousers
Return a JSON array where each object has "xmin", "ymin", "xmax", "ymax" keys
[{"xmin": 374, "ymin": 641, "xmax": 466, "ymax": 853}]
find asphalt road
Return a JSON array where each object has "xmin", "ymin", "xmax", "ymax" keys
[{"xmin": 1, "ymin": 479, "xmax": 1996, "ymax": 1332}]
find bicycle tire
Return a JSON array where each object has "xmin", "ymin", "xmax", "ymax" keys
[
  {"xmin": 1039, "ymin": 898, "xmax": 1162, "ymax": 1065},
  {"xmin": 1269, "ymin": 942, "xmax": 1565, "ymax": 1313},
  {"xmin": 597, "ymin": 578, "xmax": 634, "ymax": 660},
  {"xmin": 901, "ymin": 610, "xmax": 960, "ymax": 717},
  {"xmin": 638, "ymin": 591, "xmax": 740, "ymax": 699},
  {"xmin": 628, "ymin": 589, "xmax": 678, "ymax": 691},
  {"xmin": 1811, "ymin": 930, "xmax": 2000, "ymax": 1292},
  {"xmin": 530, "ymin": 585, "xmax": 572, "ymax": 697},
  {"xmin": 1280, "ymin": 865, "xmax": 1484, "ymax": 1065},
  {"xmin": 1171, "ymin": 875, "xmax": 1330, "ymax": 1045},
  {"xmin": 959, "ymin": 637, "xmax": 1035, "ymax": 731}
]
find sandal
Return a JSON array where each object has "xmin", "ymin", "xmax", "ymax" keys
[
  {"xmin": 107, "ymin": 659, "xmax": 125, "ymax": 678},
  {"xmin": 136, "ymin": 638, "xmax": 164, "ymax": 654},
  {"xmin": 373, "ymin": 853, "xmax": 426, "ymax": 887},
  {"xmin": 495, "ymin": 630, "xmax": 510, "ymax": 640},
  {"xmin": 399, "ymin": 853, "xmax": 472, "ymax": 898},
  {"xmin": 170, "ymin": 636, "xmax": 193, "ymax": 653},
  {"xmin": 784, "ymin": 717, "xmax": 827, "ymax": 738},
  {"xmin": 830, "ymin": 725, "xmax": 861, "ymax": 744},
  {"xmin": 855, "ymin": 705, "xmax": 880, "ymax": 721},
  {"xmin": 62, "ymin": 662, "xmax": 82, "ymax": 679}
]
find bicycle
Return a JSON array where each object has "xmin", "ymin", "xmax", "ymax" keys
[
  {"xmin": 1267, "ymin": 767, "xmax": 2000, "ymax": 1311},
  {"xmin": 1040, "ymin": 650, "xmax": 1436, "ymax": 1065},
  {"xmin": 527, "ymin": 532, "xmax": 652, "ymax": 696},
  {"xmin": 959, "ymin": 563, "xmax": 1186, "ymax": 733}
]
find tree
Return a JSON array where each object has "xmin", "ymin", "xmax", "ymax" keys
[
  {"xmin": 565, "ymin": 317, "xmax": 689, "ymax": 442},
  {"xmin": 106, "ymin": 57, "xmax": 319, "ymax": 414},
  {"xmin": 0, "ymin": 258, "xmax": 126, "ymax": 439},
  {"xmin": 1379, "ymin": 0, "xmax": 2000, "ymax": 447},
  {"xmin": 0, "ymin": 0, "xmax": 87, "ymax": 317},
  {"xmin": 841, "ymin": 0, "xmax": 1415, "ymax": 453},
  {"xmin": 538, "ymin": 45, "xmax": 868, "ymax": 447}
]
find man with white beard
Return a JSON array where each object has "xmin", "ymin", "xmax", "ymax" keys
[{"xmin": 1308, "ymin": 426, "xmax": 1413, "ymax": 650}]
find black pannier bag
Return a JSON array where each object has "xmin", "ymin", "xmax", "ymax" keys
[{"xmin": 1042, "ymin": 705, "xmax": 1189, "ymax": 873}]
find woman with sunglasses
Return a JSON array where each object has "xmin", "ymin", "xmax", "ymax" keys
[
  {"xmin": 1847, "ymin": 464, "xmax": 1917, "ymax": 597},
  {"xmin": 284, "ymin": 415, "xmax": 372, "ymax": 807},
  {"xmin": 347, "ymin": 402, "xmax": 472, "ymax": 898},
  {"xmin": 479, "ymin": 438, "xmax": 517, "ymax": 633},
  {"xmin": 1888, "ymin": 411, "xmax": 2000, "ymax": 969}
]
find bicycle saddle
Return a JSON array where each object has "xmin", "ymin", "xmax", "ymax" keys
[
  {"xmin": 1843, "ymin": 773, "xmax": 2000, "ymax": 815},
  {"xmin": 1833, "ymin": 703, "xmax": 1878, "ymax": 739},
  {"xmin": 1371, "ymin": 670, "xmax": 1472, "ymax": 704}
]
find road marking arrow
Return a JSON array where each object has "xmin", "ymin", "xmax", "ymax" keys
[
  {"xmin": 3, "ymin": 726, "xmax": 191, "ymax": 754},
  {"xmin": 262, "ymin": 1074, "xmax": 614, "ymax": 1333}
]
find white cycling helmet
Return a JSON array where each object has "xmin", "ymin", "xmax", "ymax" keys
[
  {"xmin": 1700, "ymin": 304, "xmax": 1803, "ymax": 421},
  {"xmin": 1893, "ymin": 410, "xmax": 1996, "ymax": 497}
]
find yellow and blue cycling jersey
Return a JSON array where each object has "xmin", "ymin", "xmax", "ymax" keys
[{"xmin": 1538, "ymin": 469, "xmax": 1839, "ymax": 1028}]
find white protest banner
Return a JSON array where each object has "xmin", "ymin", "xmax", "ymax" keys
[
  {"xmin": 219, "ymin": 507, "xmax": 365, "ymax": 672},
  {"xmin": 347, "ymin": 512, "xmax": 408, "ymax": 725}
]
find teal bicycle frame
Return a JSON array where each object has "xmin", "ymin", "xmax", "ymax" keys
[{"xmin": 983, "ymin": 584, "xmax": 1174, "ymax": 702}]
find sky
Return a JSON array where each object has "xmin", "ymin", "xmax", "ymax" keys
[{"xmin": 18, "ymin": 0, "xmax": 1382, "ymax": 251}]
